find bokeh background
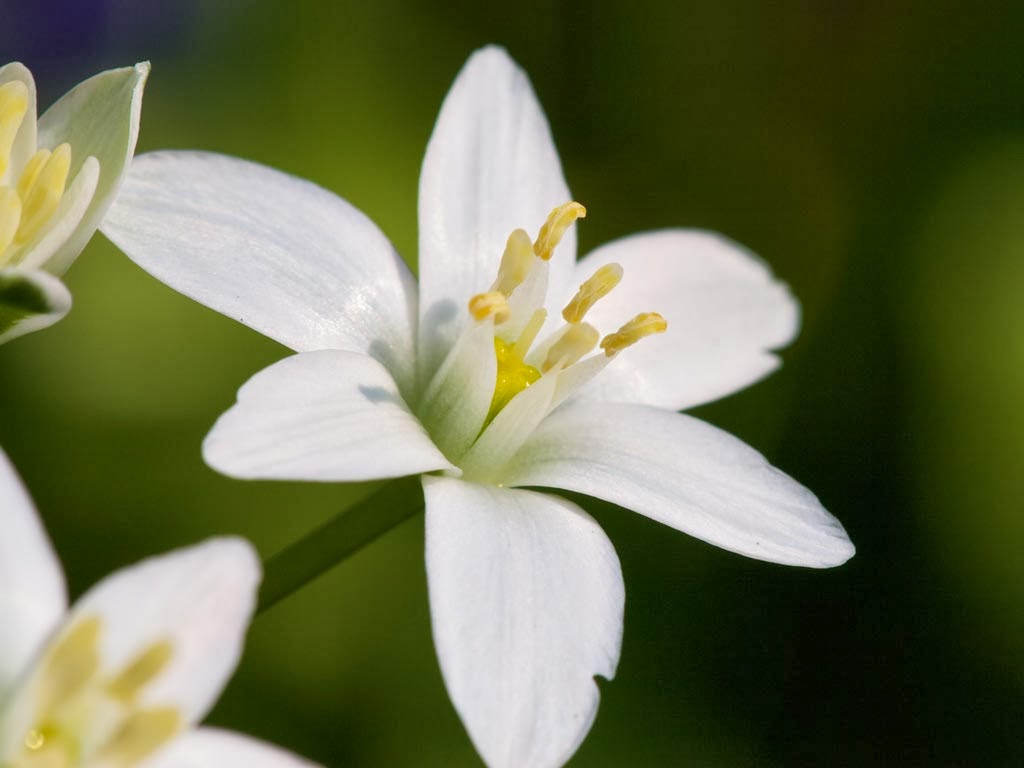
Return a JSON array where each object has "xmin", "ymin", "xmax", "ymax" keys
[{"xmin": 2, "ymin": 1, "xmax": 1023, "ymax": 765}]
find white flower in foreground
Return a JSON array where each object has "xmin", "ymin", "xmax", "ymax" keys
[
  {"xmin": 0, "ymin": 449, "xmax": 321, "ymax": 768},
  {"xmin": 0, "ymin": 61, "xmax": 147, "ymax": 344},
  {"xmin": 101, "ymin": 46, "xmax": 854, "ymax": 768}
]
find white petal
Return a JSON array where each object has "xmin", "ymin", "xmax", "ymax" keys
[
  {"xmin": 502, "ymin": 402, "xmax": 855, "ymax": 568},
  {"xmin": 36, "ymin": 62, "xmax": 148, "ymax": 276},
  {"xmin": 58, "ymin": 537, "xmax": 258, "ymax": 725},
  {"xmin": 418, "ymin": 46, "xmax": 574, "ymax": 383},
  {"xmin": 566, "ymin": 229, "xmax": 799, "ymax": 411},
  {"xmin": 0, "ymin": 62, "xmax": 37, "ymax": 185},
  {"xmin": 424, "ymin": 476, "xmax": 623, "ymax": 768},
  {"xmin": 0, "ymin": 268, "xmax": 72, "ymax": 345},
  {"xmin": 0, "ymin": 448, "xmax": 67, "ymax": 698},
  {"xmin": 204, "ymin": 350, "xmax": 452, "ymax": 481},
  {"xmin": 143, "ymin": 727, "xmax": 323, "ymax": 768},
  {"xmin": 101, "ymin": 151, "xmax": 419, "ymax": 395},
  {"xmin": 417, "ymin": 320, "xmax": 496, "ymax": 463}
]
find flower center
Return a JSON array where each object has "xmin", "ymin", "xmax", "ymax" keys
[
  {"xmin": 468, "ymin": 201, "xmax": 667, "ymax": 421},
  {"xmin": 0, "ymin": 81, "xmax": 75, "ymax": 268},
  {"xmin": 0, "ymin": 616, "xmax": 181, "ymax": 768}
]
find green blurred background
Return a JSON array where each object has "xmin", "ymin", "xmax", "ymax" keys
[{"xmin": 2, "ymin": 1, "xmax": 1023, "ymax": 765}]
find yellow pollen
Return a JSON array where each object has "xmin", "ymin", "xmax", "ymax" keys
[
  {"xmin": 0, "ymin": 186, "xmax": 22, "ymax": 256},
  {"xmin": 489, "ymin": 337, "xmax": 541, "ymax": 421},
  {"xmin": 562, "ymin": 262, "xmax": 623, "ymax": 323},
  {"xmin": 0, "ymin": 80, "xmax": 29, "ymax": 178},
  {"xmin": 533, "ymin": 201, "xmax": 586, "ymax": 261},
  {"xmin": 468, "ymin": 291, "xmax": 510, "ymax": 324},
  {"xmin": 489, "ymin": 228, "xmax": 535, "ymax": 295},
  {"xmin": 600, "ymin": 312, "xmax": 668, "ymax": 356},
  {"xmin": 542, "ymin": 322, "xmax": 599, "ymax": 373},
  {"xmin": 16, "ymin": 143, "xmax": 71, "ymax": 245}
]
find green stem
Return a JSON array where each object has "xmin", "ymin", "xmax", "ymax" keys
[{"xmin": 257, "ymin": 475, "xmax": 423, "ymax": 614}]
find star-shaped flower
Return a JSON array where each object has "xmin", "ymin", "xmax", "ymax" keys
[
  {"xmin": 0, "ymin": 448, "xmax": 322, "ymax": 768},
  {"xmin": 101, "ymin": 46, "xmax": 854, "ymax": 768},
  {"xmin": 0, "ymin": 61, "xmax": 147, "ymax": 344}
]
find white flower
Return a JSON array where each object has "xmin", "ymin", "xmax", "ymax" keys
[
  {"xmin": 0, "ymin": 448, "xmax": 322, "ymax": 768},
  {"xmin": 101, "ymin": 46, "xmax": 854, "ymax": 768},
  {"xmin": 0, "ymin": 61, "xmax": 147, "ymax": 344}
]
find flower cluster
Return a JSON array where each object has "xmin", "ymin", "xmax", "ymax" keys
[
  {"xmin": 101, "ymin": 46, "xmax": 854, "ymax": 768},
  {"xmin": 4, "ymin": 47, "xmax": 854, "ymax": 768}
]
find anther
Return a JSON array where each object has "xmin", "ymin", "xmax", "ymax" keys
[
  {"xmin": 542, "ymin": 322, "xmax": 599, "ymax": 372},
  {"xmin": 562, "ymin": 262, "xmax": 623, "ymax": 323},
  {"xmin": 107, "ymin": 640, "xmax": 174, "ymax": 703},
  {"xmin": 16, "ymin": 143, "xmax": 71, "ymax": 244},
  {"xmin": 600, "ymin": 312, "xmax": 667, "ymax": 356},
  {"xmin": 468, "ymin": 291, "xmax": 510, "ymax": 324},
  {"xmin": 490, "ymin": 228, "xmax": 535, "ymax": 295},
  {"xmin": 0, "ymin": 187, "xmax": 22, "ymax": 256},
  {"xmin": 0, "ymin": 80, "xmax": 29, "ymax": 178},
  {"xmin": 534, "ymin": 201, "xmax": 586, "ymax": 261}
]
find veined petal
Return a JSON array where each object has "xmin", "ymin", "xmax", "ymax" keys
[
  {"xmin": 423, "ymin": 477, "xmax": 623, "ymax": 768},
  {"xmin": 502, "ymin": 402, "xmax": 855, "ymax": 568},
  {"xmin": 101, "ymin": 151, "xmax": 419, "ymax": 396},
  {"xmin": 144, "ymin": 727, "xmax": 324, "ymax": 768},
  {"xmin": 0, "ymin": 62, "xmax": 37, "ymax": 185},
  {"xmin": 204, "ymin": 350, "xmax": 452, "ymax": 482},
  {"xmin": 0, "ymin": 448, "xmax": 67, "ymax": 699},
  {"xmin": 566, "ymin": 230, "xmax": 799, "ymax": 411},
  {"xmin": 0, "ymin": 268, "xmax": 72, "ymax": 345},
  {"xmin": 418, "ymin": 46, "xmax": 574, "ymax": 384},
  {"xmin": 36, "ymin": 62, "xmax": 148, "ymax": 276}
]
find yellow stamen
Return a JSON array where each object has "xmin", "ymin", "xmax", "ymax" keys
[
  {"xmin": 0, "ymin": 80, "xmax": 29, "ymax": 178},
  {"xmin": 97, "ymin": 707, "xmax": 181, "ymax": 765},
  {"xmin": 533, "ymin": 201, "xmax": 586, "ymax": 261},
  {"xmin": 600, "ymin": 312, "xmax": 668, "ymax": 356},
  {"xmin": 17, "ymin": 143, "xmax": 71, "ymax": 245},
  {"xmin": 39, "ymin": 616, "xmax": 102, "ymax": 715},
  {"xmin": 489, "ymin": 337, "xmax": 541, "ymax": 420},
  {"xmin": 468, "ymin": 291, "xmax": 510, "ymax": 324},
  {"xmin": 16, "ymin": 147, "xmax": 49, "ymax": 200},
  {"xmin": 511, "ymin": 308, "xmax": 547, "ymax": 357},
  {"xmin": 542, "ymin": 322, "xmax": 599, "ymax": 373},
  {"xmin": 562, "ymin": 262, "xmax": 623, "ymax": 323},
  {"xmin": 106, "ymin": 640, "xmax": 174, "ymax": 703},
  {"xmin": 0, "ymin": 186, "xmax": 23, "ymax": 256},
  {"xmin": 490, "ymin": 228, "xmax": 535, "ymax": 295}
]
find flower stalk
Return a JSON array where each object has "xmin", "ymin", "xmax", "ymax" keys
[{"xmin": 257, "ymin": 475, "xmax": 424, "ymax": 614}]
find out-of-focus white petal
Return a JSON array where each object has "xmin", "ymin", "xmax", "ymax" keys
[
  {"xmin": 424, "ymin": 476, "xmax": 623, "ymax": 768},
  {"xmin": 503, "ymin": 402, "xmax": 855, "ymax": 567},
  {"xmin": 0, "ymin": 62, "xmax": 37, "ymax": 184},
  {"xmin": 144, "ymin": 727, "xmax": 323, "ymax": 768},
  {"xmin": 36, "ymin": 62, "xmax": 148, "ymax": 276},
  {"xmin": 0, "ymin": 449, "xmax": 67, "ymax": 699},
  {"xmin": 0, "ymin": 268, "xmax": 72, "ymax": 345},
  {"xmin": 566, "ymin": 229, "xmax": 799, "ymax": 411},
  {"xmin": 418, "ymin": 46, "xmax": 574, "ymax": 383},
  {"xmin": 51, "ymin": 538, "xmax": 259, "ymax": 726},
  {"xmin": 204, "ymin": 350, "xmax": 452, "ymax": 481},
  {"xmin": 101, "ymin": 151, "xmax": 419, "ymax": 395}
]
